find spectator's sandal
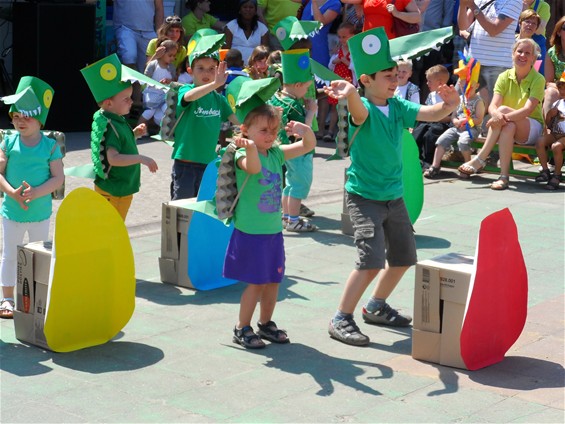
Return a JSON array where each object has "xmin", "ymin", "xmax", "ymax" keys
[
  {"xmin": 535, "ymin": 169, "xmax": 551, "ymax": 183},
  {"xmin": 458, "ymin": 157, "xmax": 486, "ymax": 175},
  {"xmin": 545, "ymin": 175, "xmax": 561, "ymax": 190},
  {"xmin": 0, "ymin": 298, "xmax": 15, "ymax": 319},
  {"xmin": 257, "ymin": 321, "xmax": 290, "ymax": 344},
  {"xmin": 423, "ymin": 166, "xmax": 440, "ymax": 179},
  {"xmin": 491, "ymin": 176, "xmax": 510, "ymax": 190},
  {"xmin": 233, "ymin": 325, "xmax": 266, "ymax": 349}
]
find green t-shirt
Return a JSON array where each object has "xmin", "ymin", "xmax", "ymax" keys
[
  {"xmin": 1, "ymin": 133, "xmax": 62, "ymax": 222},
  {"xmin": 345, "ymin": 96, "xmax": 420, "ymax": 201},
  {"xmin": 94, "ymin": 110, "xmax": 141, "ymax": 197},
  {"xmin": 181, "ymin": 12, "xmax": 218, "ymax": 38},
  {"xmin": 257, "ymin": 0, "xmax": 300, "ymax": 31},
  {"xmin": 493, "ymin": 67, "xmax": 545, "ymax": 126},
  {"xmin": 146, "ymin": 38, "xmax": 187, "ymax": 68},
  {"xmin": 233, "ymin": 146, "xmax": 285, "ymax": 234},
  {"xmin": 269, "ymin": 93, "xmax": 305, "ymax": 145},
  {"xmin": 173, "ymin": 84, "xmax": 234, "ymax": 164}
]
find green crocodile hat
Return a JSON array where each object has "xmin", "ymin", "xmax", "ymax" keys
[
  {"xmin": 226, "ymin": 76, "xmax": 281, "ymax": 122},
  {"xmin": 281, "ymin": 49, "xmax": 312, "ymax": 84},
  {"xmin": 1, "ymin": 76, "xmax": 54, "ymax": 126},
  {"xmin": 188, "ymin": 33, "xmax": 225, "ymax": 66},
  {"xmin": 273, "ymin": 16, "xmax": 322, "ymax": 51},
  {"xmin": 348, "ymin": 27, "xmax": 397, "ymax": 77},
  {"xmin": 81, "ymin": 53, "xmax": 169, "ymax": 103},
  {"xmin": 186, "ymin": 28, "xmax": 218, "ymax": 57}
]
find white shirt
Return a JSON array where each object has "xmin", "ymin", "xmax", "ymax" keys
[{"xmin": 226, "ymin": 19, "xmax": 268, "ymax": 65}]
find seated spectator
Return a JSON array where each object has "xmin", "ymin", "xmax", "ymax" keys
[
  {"xmin": 534, "ymin": 72, "xmax": 565, "ymax": 190},
  {"xmin": 177, "ymin": 56, "xmax": 193, "ymax": 84},
  {"xmin": 224, "ymin": 0, "xmax": 269, "ymax": 65},
  {"xmin": 146, "ymin": 16, "xmax": 188, "ymax": 69},
  {"xmin": 394, "ymin": 60, "xmax": 420, "ymax": 104},
  {"xmin": 424, "ymin": 78, "xmax": 485, "ymax": 179},
  {"xmin": 267, "ymin": 49, "xmax": 283, "ymax": 82},
  {"xmin": 182, "ymin": 0, "xmax": 226, "ymax": 42},
  {"xmin": 224, "ymin": 48, "xmax": 248, "ymax": 89},
  {"xmin": 458, "ymin": 39, "xmax": 545, "ymax": 190},
  {"xmin": 522, "ymin": 0, "xmax": 550, "ymax": 74},
  {"xmin": 342, "ymin": 2, "xmax": 364, "ymax": 32},
  {"xmin": 412, "ymin": 65, "xmax": 451, "ymax": 167},
  {"xmin": 516, "ymin": 10, "xmax": 544, "ymax": 71},
  {"xmin": 543, "ymin": 16, "xmax": 565, "ymax": 119},
  {"xmin": 244, "ymin": 45, "xmax": 270, "ymax": 79}
]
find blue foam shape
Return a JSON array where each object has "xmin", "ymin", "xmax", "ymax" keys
[{"xmin": 186, "ymin": 159, "xmax": 238, "ymax": 290}]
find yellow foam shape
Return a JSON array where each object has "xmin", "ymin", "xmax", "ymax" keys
[{"xmin": 43, "ymin": 188, "xmax": 135, "ymax": 352}]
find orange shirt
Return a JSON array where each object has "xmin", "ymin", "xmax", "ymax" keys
[{"xmin": 362, "ymin": 0, "xmax": 411, "ymax": 39}]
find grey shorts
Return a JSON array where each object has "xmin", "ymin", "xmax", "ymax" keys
[
  {"xmin": 436, "ymin": 126, "xmax": 479, "ymax": 152},
  {"xmin": 346, "ymin": 193, "xmax": 417, "ymax": 270}
]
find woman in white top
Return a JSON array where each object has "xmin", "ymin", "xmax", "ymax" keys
[{"xmin": 224, "ymin": 0, "xmax": 269, "ymax": 65}]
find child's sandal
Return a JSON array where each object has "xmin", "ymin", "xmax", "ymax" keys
[
  {"xmin": 545, "ymin": 175, "xmax": 561, "ymax": 191},
  {"xmin": 233, "ymin": 326, "xmax": 266, "ymax": 349},
  {"xmin": 423, "ymin": 166, "xmax": 440, "ymax": 179},
  {"xmin": 257, "ymin": 321, "xmax": 290, "ymax": 344}
]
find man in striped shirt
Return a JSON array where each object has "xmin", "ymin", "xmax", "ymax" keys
[{"xmin": 458, "ymin": 0, "xmax": 523, "ymax": 109}]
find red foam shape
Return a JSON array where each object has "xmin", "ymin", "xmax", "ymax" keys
[{"xmin": 460, "ymin": 208, "xmax": 528, "ymax": 370}]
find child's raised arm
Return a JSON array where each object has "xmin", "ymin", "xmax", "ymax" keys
[
  {"xmin": 416, "ymin": 84, "xmax": 459, "ymax": 122},
  {"xmin": 325, "ymin": 79, "xmax": 368, "ymax": 126},
  {"xmin": 281, "ymin": 121, "xmax": 317, "ymax": 161},
  {"xmin": 182, "ymin": 61, "xmax": 228, "ymax": 103},
  {"xmin": 234, "ymin": 137, "xmax": 261, "ymax": 174}
]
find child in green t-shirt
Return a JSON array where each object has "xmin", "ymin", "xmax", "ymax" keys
[
  {"xmin": 223, "ymin": 77, "xmax": 317, "ymax": 349},
  {"xmin": 171, "ymin": 32, "xmax": 238, "ymax": 200},
  {"xmin": 81, "ymin": 54, "xmax": 160, "ymax": 221},
  {"xmin": 324, "ymin": 28, "xmax": 459, "ymax": 346},
  {"xmin": 0, "ymin": 76, "xmax": 64, "ymax": 319}
]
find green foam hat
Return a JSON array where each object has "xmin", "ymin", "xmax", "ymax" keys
[
  {"xmin": 390, "ymin": 27, "xmax": 454, "ymax": 61},
  {"xmin": 226, "ymin": 76, "xmax": 281, "ymax": 122},
  {"xmin": 310, "ymin": 59, "xmax": 341, "ymax": 85},
  {"xmin": 186, "ymin": 28, "xmax": 218, "ymax": 57},
  {"xmin": 1, "ymin": 76, "xmax": 54, "ymax": 126},
  {"xmin": 348, "ymin": 27, "xmax": 397, "ymax": 77},
  {"xmin": 281, "ymin": 49, "xmax": 312, "ymax": 84},
  {"xmin": 80, "ymin": 53, "xmax": 169, "ymax": 103},
  {"xmin": 273, "ymin": 16, "xmax": 322, "ymax": 50},
  {"xmin": 188, "ymin": 33, "xmax": 225, "ymax": 66}
]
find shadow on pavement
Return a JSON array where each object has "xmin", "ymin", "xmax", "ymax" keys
[
  {"xmin": 415, "ymin": 234, "xmax": 451, "ymax": 249},
  {"xmin": 0, "ymin": 339, "xmax": 164, "ymax": 376},
  {"xmin": 424, "ymin": 355, "xmax": 564, "ymax": 397},
  {"xmin": 229, "ymin": 342, "xmax": 392, "ymax": 396}
]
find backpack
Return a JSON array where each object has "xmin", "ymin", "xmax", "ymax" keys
[
  {"xmin": 0, "ymin": 129, "xmax": 66, "ymax": 199},
  {"xmin": 160, "ymin": 81, "xmax": 185, "ymax": 141},
  {"xmin": 215, "ymin": 142, "xmax": 250, "ymax": 221}
]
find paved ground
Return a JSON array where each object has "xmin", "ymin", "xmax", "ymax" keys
[{"xmin": 0, "ymin": 132, "xmax": 564, "ymax": 423}]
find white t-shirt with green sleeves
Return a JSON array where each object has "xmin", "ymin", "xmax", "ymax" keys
[{"xmin": 345, "ymin": 96, "xmax": 420, "ymax": 201}]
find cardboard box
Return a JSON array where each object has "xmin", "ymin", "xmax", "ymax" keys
[
  {"xmin": 158, "ymin": 199, "xmax": 197, "ymax": 289},
  {"xmin": 412, "ymin": 253, "xmax": 475, "ymax": 369},
  {"xmin": 13, "ymin": 241, "xmax": 54, "ymax": 351}
]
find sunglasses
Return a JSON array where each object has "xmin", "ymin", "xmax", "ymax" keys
[{"xmin": 165, "ymin": 16, "xmax": 181, "ymax": 24}]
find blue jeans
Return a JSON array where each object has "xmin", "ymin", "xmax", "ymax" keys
[{"xmin": 170, "ymin": 161, "xmax": 206, "ymax": 200}]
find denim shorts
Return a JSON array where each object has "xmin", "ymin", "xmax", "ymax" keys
[
  {"xmin": 170, "ymin": 160, "xmax": 207, "ymax": 200},
  {"xmin": 115, "ymin": 25, "xmax": 156, "ymax": 72},
  {"xmin": 282, "ymin": 154, "xmax": 313, "ymax": 200},
  {"xmin": 346, "ymin": 193, "xmax": 417, "ymax": 270}
]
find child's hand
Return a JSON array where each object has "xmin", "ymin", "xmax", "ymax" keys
[
  {"xmin": 133, "ymin": 124, "xmax": 148, "ymax": 138},
  {"xmin": 285, "ymin": 121, "xmax": 310, "ymax": 139},
  {"xmin": 141, "ymin": 156, "xmax": 158, "ymax": 173},
  {"xmin": 10, "ymin": 182, "xmax": 30, "ymax": 210},
  {"xmin": 437, "ymin": 84, "xmax": 459, "ymax": 108},
  {"xmin": 159, "ymin": 78, "xmax": 172, "ymax": 84},
  {"xmin": 233, "ymin": 136, "xmax": 256, "ymax": 150},
  {"xmin": 154, "ymin": 46, "xmax": 165, "ymax": 59},
  {"xmin": 324, "ymin": 80, "xmax": 355, "ymax": 100},
  {"xmin": 214, "ymin": 61, "xmax": 228, "ymax": 87}
]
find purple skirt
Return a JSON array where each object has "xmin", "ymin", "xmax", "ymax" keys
[{"xmin": 223, "ymin": 229, "xmax": 285, "ymax": 284}]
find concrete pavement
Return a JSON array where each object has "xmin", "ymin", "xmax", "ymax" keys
[{"xmin": 0, "ymin": 132, "xmax": 563, "ymax": 423}]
